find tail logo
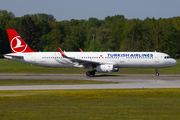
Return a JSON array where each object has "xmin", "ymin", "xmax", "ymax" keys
[{"xmin": 10, "ymin": 36, "xmax": 27, "ymax": 53}]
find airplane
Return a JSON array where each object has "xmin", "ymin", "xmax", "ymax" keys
[{"xmin": 4, "ymin": 29, "xmax": 177, "ymax": 76}]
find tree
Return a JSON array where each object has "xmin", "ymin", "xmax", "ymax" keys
[
  {"xmin": 0, "ymin": 11, "xmax": 180, "ymax": 58},
  {"xmin": 39, "ymin": 28, "xmax": 63, "ymax": 51},
  {"xmin": 113, "ymin": 22, "xmax": 125, "ymax": 51},
  {"xmin": 87, "ymin": 17, "xmax": 101, "ymax": 28},
  {"xmin": 120, "ymin": 19, "xmax": 142, "ymax": 51},
  {"xmin": 159, "ymin": 18, "xmax": 180, "ymax": 57},
  {"xmin": 0, "ymin": 10, "xmax": 15, "ymax": 56},
  {"xmin": 85, "ymin": 27, "xmax": 114, "ymax": 51},
  {"xmin": 16, "ymin": 16, "xmax": 39, "ymax": 51},
  {"xmin": 141, "ymin": 17, "xmax": 154, "ymax": 51},
  {"xmin": 149, "ymin": 18, "xmax": 162, "ymax": 51},
  {"xmin": 84, "ymin": 27, "xmax": 96, "ymax": 51},
  {"xmin": 61, "ymin": 26, "xmax": 87, "ymax": 51},
  {"xmin": 30, "ymin": 13, "xmax": 56, "ymax": 21}
]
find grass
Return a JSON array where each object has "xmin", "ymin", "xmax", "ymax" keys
[
  {"xmin": 0, "ymin": 79, "xmax": 113, "ymax": 85},
  {"xmin": 0, "ymin": 89, "xmax": 180, "ymax": 119},
  {"xmin": 0, "ymin": 59, "xmax": 180, "ymax": 74}
]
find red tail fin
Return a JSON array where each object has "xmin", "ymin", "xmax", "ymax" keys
[{"xmin": 7, "ymin": 29, "xmax": 35, "ymax": 53}]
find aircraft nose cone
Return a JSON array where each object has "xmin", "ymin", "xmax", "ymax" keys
[{"xmin": 172, "ymin": 59, "xmax": 177, "ymax": 66}]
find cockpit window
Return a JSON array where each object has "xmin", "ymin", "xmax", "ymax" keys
[{"xmin": 164, "ymin": 56, "xmax": 172, "ymax": 59}]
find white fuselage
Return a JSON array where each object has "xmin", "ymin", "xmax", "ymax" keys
[
  {"xmin": 5, "ymin": 29, "xmax": 177, "ymax": 75},
  {"xmin": 4, "ymin": 51, "xmax": 177, "ymax": 69}
]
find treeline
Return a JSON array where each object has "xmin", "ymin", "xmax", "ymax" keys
[{"xmin": 0, "ymin": 10, "xmax": 180, "ymax": 58}]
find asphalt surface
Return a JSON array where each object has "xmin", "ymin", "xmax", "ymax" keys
[{"xmin": 0, "ymin": 74, "xmax": 180, "ymax": 90}]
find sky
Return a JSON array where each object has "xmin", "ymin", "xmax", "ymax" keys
[{"xmin": 1, "ymin": 0, "xmax": 180, "ymax": 21}]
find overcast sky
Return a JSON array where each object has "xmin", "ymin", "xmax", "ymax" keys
[{"xmin": 1, "ymin": 0, "xmax": 180, "ymax": 21}]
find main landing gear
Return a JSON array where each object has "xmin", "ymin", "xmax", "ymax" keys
[
  {"xmin": 155, "ymin": 68, "xmax": 159, "ymax": 76},
  {"xmin": 86, "ymin": 71, "xmax": 95, "ymax": 76}
]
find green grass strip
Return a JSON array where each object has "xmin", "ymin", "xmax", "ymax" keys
[{"xmin": 0, "ymin": 89, "xmax": 180, "ymax": 119}]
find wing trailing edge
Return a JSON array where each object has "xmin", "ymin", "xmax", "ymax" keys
[{"xmin": 57, "ymin": 47, "xmax": 100, "ymax": 68}]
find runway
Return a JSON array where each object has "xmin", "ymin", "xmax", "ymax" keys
[{"xmin": 0, "ymin": 74, "xmax": 180, "ymax": 90}]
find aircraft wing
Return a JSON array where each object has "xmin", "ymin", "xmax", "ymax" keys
[{"xmin": 58, "ymin": 47, "xmax": 100, "ymax": 68}]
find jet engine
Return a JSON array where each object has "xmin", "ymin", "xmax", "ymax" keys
[{"xmin": 95, "ymin": 64, "xmax": 119, "ymax": 73}]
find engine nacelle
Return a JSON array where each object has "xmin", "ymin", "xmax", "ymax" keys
[{"xmin": 96, "ymin": 64, "xmax": 119, "ymax": 73}]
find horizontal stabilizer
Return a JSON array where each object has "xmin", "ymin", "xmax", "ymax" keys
[{"xmin": 4, "ymin": 53, "xmax": 24, "ymax": 60}]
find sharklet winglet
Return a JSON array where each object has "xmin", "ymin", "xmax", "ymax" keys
[
  {"xmin": 58, "ymin": 47, "xmax": 65, "ymax": 56},
  {"xmin": 79, "ymin": 48, "xmax": 83, "ymax": 52}
]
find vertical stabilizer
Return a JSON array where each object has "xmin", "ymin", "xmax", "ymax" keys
[{"xmin": 7, "ymin": 29, "xmax": 35, "ymax": 53}]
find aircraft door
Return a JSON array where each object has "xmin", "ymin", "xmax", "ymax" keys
[{"xmin": 154, "ymin": 53, "xmax": 159, "ymax": 63}]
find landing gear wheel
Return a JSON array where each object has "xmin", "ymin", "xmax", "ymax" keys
[
  {"xmin": 86, "ymin": 71, "xmax": 91, "ymax": 76},
  {"xmin": 86, "ymin": 71, "xmax": 96, "ymax": 76},
  {"xmin": 156, "ymin": 73, "xmax": 159, "ymax": 76},
  {"xmin": 91, "ymin": 71, "xmax": 95, "ymax": 76},
  {"xmin": 155, "ymin": 68, "xmax": 159, "ymax": 76}
]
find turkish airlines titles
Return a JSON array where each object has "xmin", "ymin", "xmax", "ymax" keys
[{"xmin": 107, "ymin": 53, "xmax": 153, "ymax": 58}]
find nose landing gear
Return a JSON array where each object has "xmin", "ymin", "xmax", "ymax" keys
[{"xmin": 155, "ymin": 68, "xmax": 159, "ymax": 76}]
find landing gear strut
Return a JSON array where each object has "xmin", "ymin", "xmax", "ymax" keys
[
  {"xmin": 86, "ymin": 71, "xmax": 95, "ymax": 76},
  {"xmin": 155, "ymin": 68, "xmax": 159, "ymax": 76}
]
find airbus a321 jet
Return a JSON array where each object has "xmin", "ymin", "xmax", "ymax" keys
[{"xmin": 4, "ymin": 29, "xmax": 177, "ymax": 76}]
